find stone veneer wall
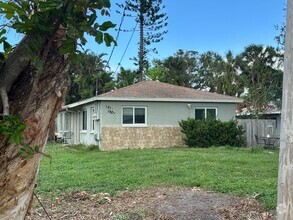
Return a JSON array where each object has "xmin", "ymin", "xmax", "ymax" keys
[{"xmin": 101, "ymin": 126, "xmax": 185, "ymax": 151}]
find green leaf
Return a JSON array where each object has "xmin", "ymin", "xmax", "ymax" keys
[
  {"xmin": 35, "ymin": 146, "xmax": 40, "ymax": 153},
  {"xmin": 99, "ymin": 21, "xmax": 116, "ymax": 31},
  {"xmin": 0, "ymin": 53, "xmax": 4, "ymax": 61},
  {"xmin": 0, "ymin": 29, "xmax": 7, "ymax": 36},
  {"xmin": 5, "ymin": 12, "xmax": 14, "ymax": 19},
  {"xmin": 88, "ymin": 14, "xmax": 97, "ymax": 25},
  {"xmin": 31, "ymin": 56, "xmax": 44, "ymax": 74},
  {"xmin": 104, "ymin": 33, "xmax": 116, "ymax": 47},
  {"xmin": 59, "ymin": 37, "xmax": 76, "ymax": 55},
  {"xmin": 95, "ymin": 31, "xmax": 103, "ymax": 44},
  {"xmin": 3, "ymin": 41, "xmax": 11, "ymax": 51},
  {"xmin": 39, "ymin": 1, "xmax": 63, "ymax": 12},
  {"xmin": 0, "ymin": 3, "xmax": 15, "ymax": 13},
  {"xmin": 37, "ymin": 22, "xmax": 51, "ymax": 32}
]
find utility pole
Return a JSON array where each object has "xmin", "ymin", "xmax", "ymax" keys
[{"xmin": 277, "ymin": 0, "xmax": 293, "ymax": 219}]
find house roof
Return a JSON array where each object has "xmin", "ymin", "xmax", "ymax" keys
[{"xmin": 63, "ymin": 80, "xmax": 243, "ymax": 109}]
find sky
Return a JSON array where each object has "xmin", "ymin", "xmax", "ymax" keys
[{"xmin": 6, "ymin": 0, "xmax": 286, "ymax": 74}]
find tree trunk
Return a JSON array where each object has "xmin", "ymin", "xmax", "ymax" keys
[
  {"xmin": 0, "ymin": 37, "xmax": 69, "ymax": 219},
  {"xmin": 277, "ymin": 0, "xmax": 293, "ymax": 219},
  {"xmin": 138, "ymin": 8, "xmax": 144, "ymax": 82}
]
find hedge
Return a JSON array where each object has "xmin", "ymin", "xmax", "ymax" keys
[{"xmin": 179, "ymin": 118, "xmax": 245, "ymax": 147}]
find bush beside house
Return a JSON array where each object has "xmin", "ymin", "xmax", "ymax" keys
[{"xmin": 179, "ymin": 118, "xmax": 245, "ymax": 147}]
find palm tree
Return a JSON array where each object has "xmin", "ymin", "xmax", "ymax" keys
[
  {"xmin": 116, "ymin": 67, "xmax": 138, "ymax": 88},
  {"xmin": 217, "ymin": 50, "xmax": 244, "ymax": 97},
  {"xmin": 66, "ymin": 51, "xmax": 114, "ymax": 103}
]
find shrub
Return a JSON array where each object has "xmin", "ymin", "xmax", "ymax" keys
[{"xmin": 179, "ymin": 118, "xmax": 245, "ymax": 147}]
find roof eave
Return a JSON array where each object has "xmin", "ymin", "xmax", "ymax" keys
[
  {"xmin": 62, "ymin": 96, "xmax": 243, "ymax": 109},
  {"xmin": 97, "ymin": 97, "xmax": 243, "ymax": 103}
]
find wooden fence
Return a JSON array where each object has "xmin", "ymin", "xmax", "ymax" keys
[{"xmin": 237, "ymin": 119, "xmax": 278, "ymax": 147}]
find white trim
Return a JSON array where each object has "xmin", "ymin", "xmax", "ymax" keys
[
  {"xmin": 64, "ymin": 112, "xmax": 70, "ymax": 132},
  {"xmin": 121, "ymin": 106, "xmax": 148, "ymax": 127},
  {"xmin": 60, "ymin": 113, "xmax": 63, "ymax": 132},
  {"xmin": 62, "ymin": 97, "xmax": 243, "ymax": 109},
  {"xmin": 90, "ymin": 107, "xmax": 95, "ymax": 132}
]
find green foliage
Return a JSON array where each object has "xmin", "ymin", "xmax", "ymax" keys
[
  {"xmin": 179, "ymin": 118, "xmax": 245, "ymax": 147},
  {"xmin": 19, "ymin": 145, "xmax": 40, "ymax": 160},
  {"xmin": 238, "ymin": 45, "xmax": 283, "ymax": 111},
  {"xmin": 194, "ymin": 50, "xmax": 245, "ymax": 97},
  {"xmin": 0, "ymin": 0, "xmax": 116, "ymax": 66},
  {"xmin": 116, "ymin": 67, "xmax": 138, "ymax": 88},
  {"xmin": 0, "ymin": 115, "xmax": 51, "ymax": 159},
  {"xmin": 66, "ymin": 51, "xmax": 115, "ymax": 104},
  {"xmin": 149, "ymin": 49, "xmax": 198, "ymax": 87},
  {"xmin": 0, "ymin": 115, "xmax": 25, "ymax": 144},
  {"xmin": 37, "ymin": 144, "xmax": 279, "ymax": 210},
  {"xmin": 0, "ymin": 29, "xmax": 12, "ymax": 70}
]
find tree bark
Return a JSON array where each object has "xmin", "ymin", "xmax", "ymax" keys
[
  {"xmin": 0, "ymin": 35, "xmax": 69, "ymax": 219},
  {"xmin": 277, "ymin": 0, "xmax": 293, "ymax": 219}
]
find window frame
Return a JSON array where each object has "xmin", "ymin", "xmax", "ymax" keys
[
  {"xmin": 60, "ymin": 113, "xmax": 63, "ymax": 132},
  {"xmin": 121, "ymin": 106, "xmax": 147, "ymax": 127},
  {"xmin": 91, "ymin": 107, "xmax": 95, "ymax": 132},
  {"xmin": 64, "ymin": 112, "xmax": 70, "ymax": 132},
  {"xmin": 195, "ymin": 107, "xmax": 218, "ymax": 120},
  {"xmin": 81, "ymin": 109, "xmax": 88, "ymax": 131}
]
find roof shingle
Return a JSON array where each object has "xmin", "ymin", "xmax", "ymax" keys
[{"xmin": 98, "ymin": 80, "xmax": 242, "ymax": 102}]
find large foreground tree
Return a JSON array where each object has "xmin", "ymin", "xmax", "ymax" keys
[
  {"xmin": 0, "ymin": 1, "xmax": 115, "ymax": 219},
  {"xmin": 277, "ymin": 0, "xmax": 293, "ymax": 218}
]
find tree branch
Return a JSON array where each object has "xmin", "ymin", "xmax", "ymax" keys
[{"xmin": 0, "ymin": 88, "xmax": 9, "ymax": 116}]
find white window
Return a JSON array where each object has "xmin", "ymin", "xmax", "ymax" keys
[
  {"xmin": 64, "ymin": 113, "xmax": 70, "ymax": 131},
  {"xmin": 195, "ymin": 108, "xmax": 217, "ymax": 120},
  {"xmin": 122, "ymin": 107, "xmax": 147, "ymax": 126},
  {"xmin": 60, "ymin": 113, "xmax": 63, "ymax": 132},
  {"xmin": 82, "ymin": 110, "xmax": 87, "ymax": 131},
  {"xmin": 91, "ymin": 107, "xmax": 95, "ymax": 131}
]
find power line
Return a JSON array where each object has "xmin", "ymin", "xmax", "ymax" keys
[
  {"xmin": 34, "ymin": 192, "xmax": 52, "ymax": 220},
  {"xmin": 106, "ymin": 6, "xmax": 127, "ymax": 69},
  {"xmin": 114, "ymin": 21, "xmax": 138, "ymax": 75}
]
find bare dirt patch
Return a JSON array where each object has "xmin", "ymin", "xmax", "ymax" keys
[{"xmin": 26, "ymin": 187, "xmax": 275, "ymax": 220}]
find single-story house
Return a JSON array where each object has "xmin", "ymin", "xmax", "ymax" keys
[{"xmin": 56, "ymin": 80, "xmax": 243, "ymax": 150}]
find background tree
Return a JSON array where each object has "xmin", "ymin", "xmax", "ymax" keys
[
  {"xmin": 275, "ymin": 6, "xmax": 286, "ymax": 50},
  {"xmin": 116, "ymin": 67, "xmax": 138, "ymax": 88},
  {"xmin": 216, "ymin": 50, "xmax": 244, "ymax": 97},
  {"xmin": 147, "ymin": 64, "xmax": 168, "ymax": 81},
  {"xmin": 194, "ymin": 51, "xmax": 223, "ymax": 92},
  {"xmin": 149, "ymin": 49, "xmax": 198, "ymax": 87},
  {"xmin": 66, "ymin": 51, "xmax": 115, "ymax": 104},
  {"xmin": 120, "ymin": 0, "xmax": 168, "ymax": 81},
  {"xmin": 0, "ymin": 1, "xmax": 115, "ymax": 219},
  {"xmin": 237, "ymin": 44, "xmax": 283, "ymax": 113}
]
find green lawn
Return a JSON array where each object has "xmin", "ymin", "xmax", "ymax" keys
[{"xmin": 37, "ymin": 144, "xmax": 279, "ymax": 210}]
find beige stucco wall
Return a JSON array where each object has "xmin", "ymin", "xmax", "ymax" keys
[{"xmin": 101, "ymin": 126, "xmax": 185, "ymax": 151}]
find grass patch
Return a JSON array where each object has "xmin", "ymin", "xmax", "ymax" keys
[
  {"xmin": 64, "ymin": 144, "xmax": 99, "ymax": 152},
  {"xmin": 37, "ymin": 144, "xmax": 279, "ymax": 210}
]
